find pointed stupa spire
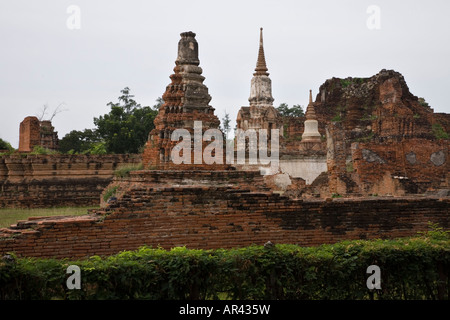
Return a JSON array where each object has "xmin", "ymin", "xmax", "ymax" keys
[
  {"xmin": 248, "ymin": 28, "xmax": 273, "ymax": 107},
  {"xmin": 302, "ymin": 89, "xmax": 321, "ymax": 144},
  {"xmin": 305, "ymin": 89, "xmax": 317, "ymax": 120},
  {"xmin": 254, "ymin": 28, "xmax": 269, "ymax": 76}
]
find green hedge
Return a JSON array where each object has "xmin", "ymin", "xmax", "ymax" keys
[{"xmin": 1, "ymin": 229, "xmax": 449, "ymax": 300}]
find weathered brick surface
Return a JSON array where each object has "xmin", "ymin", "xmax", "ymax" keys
[
  {"xmin": 18, "ymin": 117, "xmax": 59, "ymax": 152},
  {"xmin": 352, "ymin": 138, "xmax": 449, "ymax": 195},
  {"xmin": 18, "ymin": 117, "xmax": 41, "ymax": 153},
  {"xmin": 142, "ymin": 31, "xmax": 227, "ymax": 170},
  {"xmin": 0, "ymin": 154, "xmax": 141, "ymax": 208},
  {"xmin": 1, "ymin": 170, "xmax": 448, "ymax": 259},
  {"xmin": 314, "ymin": 69, "xmax": 439, "ymax": 139}
]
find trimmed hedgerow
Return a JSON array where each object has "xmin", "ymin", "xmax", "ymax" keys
[{"xmin": 0, "ymin": 227, "xmax": 448, "ymax": 300}]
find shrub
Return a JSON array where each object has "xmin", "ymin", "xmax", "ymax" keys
[
  {"xmin": 331, "ymin": 114, "xmax": 342, "ymax": 122},
  {"xmin": 418, "ymin": 97, "xmax": 430, "ymax": 109},
  {"xmin": 1, "ymin": 228, "xmax": 448, "ymax": 300},
  {"xmin": 340, "ymin": 79, "xmax": 352, "ymax": 88},
  {"xmin": 114, "ymin": 163, "xmax": 144, "ymax": 178},
  {"xmin": 432, "ymin": 123, "xmax": 449, "ymax": 140},
  {"xmin": 30, "ymin": 146, "xmax": 59, "ymax": 155},
  {"xmin": 102, "ymin": 186, "xmax": 119, "ymax": 202},
  {"xmin": 346, "ymin": 162, "xmax": 354, "ymax": 173},
  {"xmin": 85, "ymin": 142, "xmax": 107, "ymax": 155}
]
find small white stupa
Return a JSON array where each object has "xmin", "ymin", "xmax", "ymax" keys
[{"xmin": 301, "ymin": 90, "xmax": 322, "ymax": 144}]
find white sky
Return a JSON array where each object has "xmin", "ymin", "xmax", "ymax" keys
[{"xmin": 1, "ymin": 0, "xmax": 449, "ymax": 148}]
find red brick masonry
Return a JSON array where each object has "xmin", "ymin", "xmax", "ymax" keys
[
  {"xmin": 0, "ymin": 154, "xmax": 141, "ymax": 208},
  {"xmin": 1, "ymin": 170, "xmax": 448, "ymax": 259}
]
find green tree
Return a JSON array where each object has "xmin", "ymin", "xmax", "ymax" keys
[
  {"xmin": 93, "ymin": 87, "xmax": 159, "ymax": 154},
  {"xmin": 86, "ymin": 141, "xmax": 107, "ymax": 155},
  {"xmin": 0, "ymin": 138, "xmax": 14, "ymax": 152},
  {"xmin": 276, "ymin": 103, "xmax": 304, "ymax": 117},
  {"xmin": 220, "ymin": 111, "xmax": 231, "ymax": 140},
  {"xmin": 59, "ymin": 129, "xmax": 101, "ymax": 154},
  {"xmin": 291, "ymin": 104, "xmax": 305, "ymax": 117},
  {"xmin": 154, "ymin": 97, "xmax": 164, "ymax": 110}
]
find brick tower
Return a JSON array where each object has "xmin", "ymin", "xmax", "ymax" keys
[
  {"xmin": 142, "ymin": 31, "xmax": 226, "ymax": 169},
  {"xmin": 18, "ymin": 116, "xmax": 41, "ymax": 152},
  {"xmin": 18, "ymin": 116, "xmax": 59, "ymax": 152}
]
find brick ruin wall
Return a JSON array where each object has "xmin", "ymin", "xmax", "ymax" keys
[
  {"xmin": 18, "ymin": 117, "xmax": 41, "ymax": 153},
  {"xmin": 0, "ymin": 170, "xmax": 448, "ymax": 259},
  {"xmin": 324, "ymin": 121, "xmax": 449, "ymax": 197},
  {"xmin": 351, "ymin": 138, "xmax": 449, "ymax": 196},
  {"xmin": 18, "ymin": 117, "xmax": 59, "ymax": 152},
  {"xmin": 0, "ymin": 154, "xmax": 141, "ymax": 208}
]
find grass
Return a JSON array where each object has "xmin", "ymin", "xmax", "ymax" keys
[
  {"xmin": 103, "ymin": 186, "xmax": 119, "ymax": 202},
  {"xmin": 432, "ymin": 123, "xmax": 449, "ymax": 140},
  {"xmin": 0, "ymin": 206, "xmax": 98, "ymax": 228},
  {"xmin": 114, "ymin": 163, "xmax": 144, "ymax": 178}
]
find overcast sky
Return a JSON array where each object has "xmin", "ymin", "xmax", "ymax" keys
[{"xmin": 1, "ymin": 0, "xmax": 449, "ymax": 148}]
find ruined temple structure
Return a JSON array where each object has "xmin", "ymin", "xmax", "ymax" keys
[
  {"xmin": 235, "ymin": 29, "xmax": 327, "ymax": 190},
  {"xmin": 236, "ymin": 28, "xmax": 283, "ymax": 137},
  {"xmin": 313, "ymin": 69, "xmax": 450, "ymax": 140},
  {"xmin": 142, "ymin": 31, "xmax": 227, "ymax": 170},
  {"xmin": 0, "ymin": 30, "xmax": 449, "ymax": 260},
  {"xmin": 311, "ymin": 69, "xmax": 450, "ymax": 197},
  {"xmin": 250, "ymin": 65, "xmax": 450, "ymax": 197},
  {"xmin": 18, "ymin": 116, "xmax": 58, "ymax": 152}
]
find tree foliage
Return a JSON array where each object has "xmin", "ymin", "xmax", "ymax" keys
[
  {"xmin": 93, "ymin": 87, "xmax": 159, "ymax": 154},
  {"xmin": 220, "ymin": 111, "xmax": 231, "ymax": 139},
  {"xmin": 58, "ymin": 129, "xmax": 102, "ymax": 154},
  {"xmin": 276, "ymin": 103, "xmax": 304, "ymax": 117},
  {"xmin": 0, "ymin": 138, "xmax": 14, "ymax": 152},
  {"xmin": 59, "ymin": 87, "xmax": 160, "ymax": 154}
]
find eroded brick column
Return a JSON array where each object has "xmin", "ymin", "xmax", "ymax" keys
[
  {"xmin": 326, "ymin": 122, "xmax": 347, "ymax": 195},
  {"xmin": 142, "ymin": 31, "xmax": 226, "ymax": 170}
]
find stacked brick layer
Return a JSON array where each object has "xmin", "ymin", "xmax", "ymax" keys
[
  {"xmin": 142, "ymin": 31, "xmax": 225, "ymax": 169},
  {"xmin": 352, "ymin": 138, "xmax": 449, "ymax": 195},
  {"xmin": 1, "ymin": 170, "xmax": 448, "ymax": 259},
  {"xmin": 18, "ymin": 117, "xmax": 41, "ymax": 152},
  {"xmin": 0, "ymin": 154, "xmax": 141, "ymax": 208}
]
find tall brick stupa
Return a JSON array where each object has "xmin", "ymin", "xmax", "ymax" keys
[{"xmin": 142, "ymin": 31, "xmax": 226, "ymax": 169}]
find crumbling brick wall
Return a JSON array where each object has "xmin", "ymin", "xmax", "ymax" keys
[
  {"xmin": 0, "ymin": 154, "xmax": 141, "ymax": 208},
  {"xmin": 352, "ymin": 138, "xmax": 449, "ymax": 195},
  {"xmin": 39, "ymin": 120, "xmax": 58, "ymax": 151},
  {"xmin": 18, "ymin": 117, "xmax": 41, "ymax": 152},
  {"xmin": 0, "ymin": 170, "xmax": 448, "ymax": 259},
  {"xmin": 18, "ymin": 117, "xmax": 59, "ymax": 152},
  {"xmin": 325, "ymin": 122, "xmax": 360, "ymax": 196}
]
